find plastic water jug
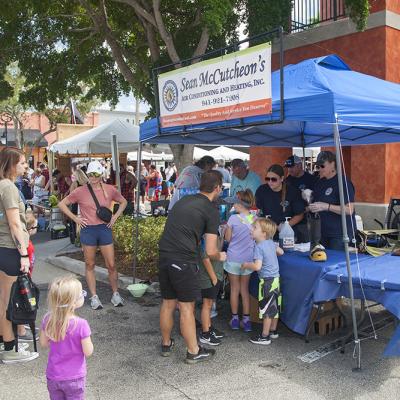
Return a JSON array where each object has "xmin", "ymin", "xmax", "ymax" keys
[{"xmin": 279, "ymin": 217, "xmax": 295, "ymax": 252}]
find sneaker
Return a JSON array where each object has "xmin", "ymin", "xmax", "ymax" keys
[
  {"xmin": 241, "ymin": 319, "xmax": 252, "ymax": 333},
  {"xmin": 249, "ymin": 334, "xmax": 271, "ymax": 345},
  {"xmin": 199, "ymin": 332, "xmax": 221, "ymax": 346},
  {"xmin": 270, "ymin": 330, "xmax": 279, "ymax": 339},
  {"xmin": 111, "ymin": 292, "xmax": 125, "ymax": 307},
  {"xmin": 210, "ymin": 326, "xmax": 225, "ymax": 339},
  {"xmin": 161, "ymin": 338, "xmax": 175, "ymax": 357},
  {"xmin": 185, "ymin": 346, "xmax": 216, "ymax": 364},
  {"xmin": 90, "ymin": 295, "xmax": 103, "ymax": 310},
  {"xmin": 229, "ymin": 316, "xmax": 240, "ymax": 330},
  {"xmin": 0, "ymin": 342, "xmax": 29, "ymax": 353},
  {"xmin": 18, "ymin": 330, "xmax": 38, "ymax": 342},
  {"xmin": 1, "ymin": 348, "xmax": 39, "ymax": 364}
]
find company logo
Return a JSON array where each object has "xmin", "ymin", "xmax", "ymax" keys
[
  {"xmin": 162, "ymin": 80, "xmax": 179, "ymax": 112},
  {"xmin": 325, "ymin": 187, "xmax": 333, "ymax": 196}
]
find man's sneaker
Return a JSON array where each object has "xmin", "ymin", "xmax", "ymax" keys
[
  {"xmin": 270, "ymin": 330, "xmax": 279, "ymax": 339},
  {"xmin": 161, "ymin": 338, "xmax": 175, "ymax": 357},
  {"xmin": 199, "ymin": 332, "xmax": 221, "ymax": 346},
  {"xmin": 18, "ymin": 330, "xmax": 38, "ymax": 342},
  {"xmin": 249, "ymin": 334, "xmax": 271, "ymax": 345},
  {"xmin": 210, "ymin": 326, "xmax": 225, "ymax": 339},
  {"xmin": 1, "ymin": 348, "xmax": 39, "ymax": 364},
  {"xmin": 241, "ymin": 319, "xmax": 252, "ymax": 333},
  {"xmin": 90, "ymin": 295, "xmax": 103, "ymax": 310},
  {"xmin": 111, "ymin": 292, "xmax": 125, "ymax": 307},
  {"xmin": 0, "ymin": 342, "xmax": 29, "ymax": 353},
  {"xmin": 229, "ymin": 316, "xmax": 240, "ymax": 330},
  {"xmin": 185, "ymin": 346, "xmax": 216, "ymax": 364}
]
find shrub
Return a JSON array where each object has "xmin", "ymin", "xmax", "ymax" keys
[{"xmin": 113, "ymin": 216, "xmax": 167, "ymax": 278}]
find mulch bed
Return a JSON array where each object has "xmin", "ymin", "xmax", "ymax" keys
[{"xmin": 60, "ymin": 249, "xmax": 157, "ymax": 281}]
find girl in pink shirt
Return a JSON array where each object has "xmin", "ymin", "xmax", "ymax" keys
[{"xmin": 40, "ymin": 276, "xmax": 94, "ymax": 400}]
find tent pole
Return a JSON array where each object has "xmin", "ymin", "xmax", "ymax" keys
[
  {"xmin": 111, "ymin": 134, "xmax": 121, "ymax": 192},
  {"xmin": 132, "ymin": 142, "xmax": 142, "ymax": 283},
  {"xmin": 333, "ymin": 120, "xmax": 361, "ymax": 371}
]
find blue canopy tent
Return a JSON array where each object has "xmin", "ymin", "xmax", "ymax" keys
[
  {"xmin": 140, "ymin": 54, "xmax": 400, "ymax": 369},
  {"xmin": 141, "ymin": 54, "xmax": 400, "ymax": 147}
]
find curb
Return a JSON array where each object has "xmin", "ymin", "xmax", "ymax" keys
[{"xmin": 45, "ymin": 256, "xmax": 138, "ymax": 290}]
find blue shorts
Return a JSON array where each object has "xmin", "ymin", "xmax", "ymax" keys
[
  {"xmin": 166, "ymin": 181, "xmax": 174, "ymax": 188},
  {"xmin": 224, "ymin": 261, "xmax": 252, "ymax": 276},
  {"xmin": 80, "ymin": 224, "xmax": 113, "ymax": 247}
]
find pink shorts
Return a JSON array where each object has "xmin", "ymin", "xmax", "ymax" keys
[{"xmin": 47, "ymin": 377, "xmax": 86, "ymax": 400}]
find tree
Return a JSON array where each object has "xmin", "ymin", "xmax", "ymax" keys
[{"xmin": 0, "ymin": 0, "xmax": 369, "ymax": 169}]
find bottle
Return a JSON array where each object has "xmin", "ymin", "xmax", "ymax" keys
[{"xmin": 279, "ymin": 217, "xmax": 295, "ymax": 252}]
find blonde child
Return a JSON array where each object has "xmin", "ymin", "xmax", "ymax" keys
[
  {"xmin": 40, "ymin": 276, "xmax": 94, "ymax": 399},
  {"xmin": 242, "ymin": 218, "xmax": 284, "ymax": 345},
  {"xmin": 223, "ymin": 190, "xmax": 256, "ymax": 332}
]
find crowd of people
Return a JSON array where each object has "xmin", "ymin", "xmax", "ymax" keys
[{"xmin": 0, "ymin": 146, "xmax": 356, "ymax": 398}]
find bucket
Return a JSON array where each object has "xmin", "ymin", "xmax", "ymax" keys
[{"xmin": 127, "ymin": 283, "xmax": 149, "ymax": 298}]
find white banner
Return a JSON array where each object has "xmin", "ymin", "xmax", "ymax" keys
[{"xmin": 158, "ymin": 43, "xmax": 272, "ymax": 128}]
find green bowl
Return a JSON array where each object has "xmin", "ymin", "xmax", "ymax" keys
[{"xmin": 127, "ymin": 283, "xmax": 149, "ymax": 298}]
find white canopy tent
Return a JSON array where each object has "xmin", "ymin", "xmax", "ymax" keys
[
  {"xmin": 49, "ymin": 119, "xmax": 140, "ymax": 154},
  {"xmin": 208, "ymin": 146, "xmax": 249, "ymax": 161}
]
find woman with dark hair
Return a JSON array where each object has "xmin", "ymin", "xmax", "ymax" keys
[
  {"xmin": 308, "ymin": 151, "xmax": 356, "ymax": 250},
  {"xmin": 0, "ymin": 147, "xmax": 39, "ymax": 363},
  {"xmin": 255, "ymin": 164, "xmax": 306, "ymax": 242}
]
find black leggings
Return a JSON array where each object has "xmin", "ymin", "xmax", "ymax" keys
[{"xmin": 0, "ymin": 247, "xmax": 21, "ymax": 276}]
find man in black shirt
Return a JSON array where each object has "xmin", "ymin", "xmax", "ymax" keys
[
  {"xmin": 284, "ymin": 155, "xmax": 318, "ymax": 191},
  {"xmin": 158, "ymin": 170, "xmax": 226, "ymax": 364}
]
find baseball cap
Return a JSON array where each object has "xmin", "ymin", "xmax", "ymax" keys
[
  {"xmin": 86, "ymin": 161, "xmax": 104, "ymax": 175},
  {"xmin": 284, "ymin": 155, "xmax": 302, "ymax": 167},
  {"xmin": 316, "ymin": 151, "xmax": 336, "ymax": 166},
  {"xmin": 223, "ymin": 195, "xmax": 251, "ymax": 208}
]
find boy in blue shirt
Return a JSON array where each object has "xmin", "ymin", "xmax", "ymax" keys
[{"xmin": 242, "ymin": 218, "xmax": 284, "ymax": 345}]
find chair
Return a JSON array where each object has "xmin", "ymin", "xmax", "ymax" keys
[{"xmin": 374, "ymin": 198, "xmax": 400, "ymax": 240}]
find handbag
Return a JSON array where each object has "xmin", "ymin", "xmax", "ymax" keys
[{"xmin": 87, "ymin": 183, "xmax": 113, "ymax": 223}]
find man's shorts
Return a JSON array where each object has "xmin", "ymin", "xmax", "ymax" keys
[
  {"xmin": 80, "ymin": 224, "xmax": 113, "ymax": 247},
  {"xmin": 201, "ymin": 280, "xmax": 221, "ymax": 300},
  {"xmin": 224, "ymin": 261, "xmax": 252, "ymax": 276},
  {"xmin": 158, "ymin": 259, "xmax": 201, "ymax": 302},
  {"xmin": 258, "ymin": 277, "xmax": 281, "ymax": 319}
]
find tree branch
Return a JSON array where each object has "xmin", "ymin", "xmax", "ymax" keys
[
  {"xmin": 111, "ymin": 0, "xmax": 157, "ymax": 27},
  {"xmin": 152, "ymin": 0, "xmax": 181, "ymax": 66},
  {"xmin": 191, "ymin": 27, "xmax": 209, "ymax": 62}
]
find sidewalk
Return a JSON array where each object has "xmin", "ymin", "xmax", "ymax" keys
[{"xmin": 1, "ymin": 233, "xmax": 400, "ymax": 399}]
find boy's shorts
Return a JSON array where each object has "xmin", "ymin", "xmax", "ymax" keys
[
  {"xmin": 258, "ymin": 277, "xmax": 281, "ymax": 319},
  {"xmin": 201, "ymin": 280, "xmax": 221, "ymax": 300}
]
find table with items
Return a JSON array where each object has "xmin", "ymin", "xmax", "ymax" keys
[{"xmin": 249, "ymin": 250, "xmax": 400, "ymax": 351}]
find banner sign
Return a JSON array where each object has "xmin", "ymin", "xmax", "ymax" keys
[{"xmin": 158, "ymin": 43, "xmax": 272, "ymax": 128}]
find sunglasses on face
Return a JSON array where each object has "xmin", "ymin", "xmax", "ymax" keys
[
  {"xmin": 28, "ymin": 225, "xmax": 38, "ymax": 231},
  {"xmin": 88, "ymin": 172, "xmax": 102, "ymax": 178},
  {"xmin": 265, "ymin": 177, "xmax": 278, "ymax": 182}
]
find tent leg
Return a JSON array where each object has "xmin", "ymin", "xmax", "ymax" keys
[
  {"xmin": 132, "ymin": 142, "xmax": 142, "ymax": 283},
  {"xmin": 111, "ymin": 134, "xmax": 121, "ymax": 192},
  {"xmin": 333, "ymin": 120, "xmax": 361, "ymax": 371}
]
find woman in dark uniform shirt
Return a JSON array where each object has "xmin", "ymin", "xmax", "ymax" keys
[{"xmin": 255, "ymin": 164, "xmax": 306, "ymax": 242}]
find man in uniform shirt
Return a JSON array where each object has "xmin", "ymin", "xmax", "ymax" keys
[
  {"xmin": 284, "ymin": 155, "xmax": 318, "ymax": 191},
  {"xmin": 158, "ymin": 170, "xmax": 226, "ymax": 364}
]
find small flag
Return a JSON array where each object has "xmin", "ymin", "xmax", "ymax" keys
[{"xmin": 70, "ymin": 99, "xmax": 84, "ymax": 124}]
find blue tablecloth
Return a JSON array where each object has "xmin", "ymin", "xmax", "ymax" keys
[{"xmin": 249, "ymin": 250, "xmax": 400, "ymax": 339}]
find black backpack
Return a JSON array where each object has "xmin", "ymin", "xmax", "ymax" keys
[{"xmin": 6, "ymin": 274, "xmax": 40, "ymax": 352}]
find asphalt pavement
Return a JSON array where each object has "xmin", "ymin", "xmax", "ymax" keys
[{"xmin": 1, "ymin": 232, "xmax": 400, "ymax": 400}]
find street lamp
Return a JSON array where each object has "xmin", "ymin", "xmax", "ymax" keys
[{"xmin": 0, "ymin": 114, "xmax": 12, "ymax": 146}]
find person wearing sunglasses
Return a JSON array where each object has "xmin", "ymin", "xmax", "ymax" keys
[
  {"xmin": 255, "ymin": 164, "xmax": 306, "ymax": 242},
  {"xmin": 308, "ymin": 151, "xmax": 356, "ymax": 251},
  {"xmin": 58, "ymin": 161, "xmax": 127, "ymax": 310}
]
